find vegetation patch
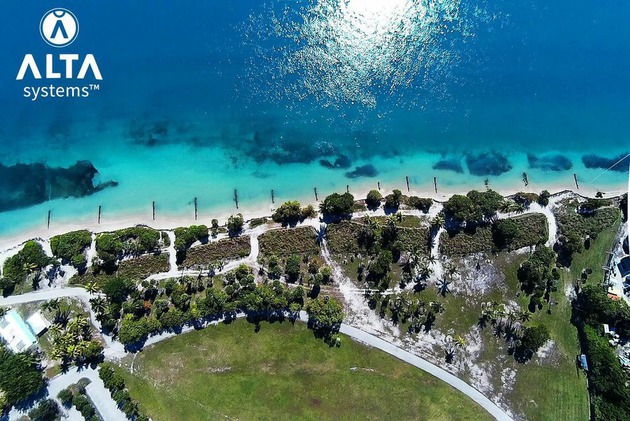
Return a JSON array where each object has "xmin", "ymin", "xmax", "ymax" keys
[
  {"xmin": 118, "ymin": 254, "xmax": 170, "ymax": 280},
  {"xmin": 1, "ymin": 241, "xmax": 53, "ymax": 296},
  {"xmin": 440, "ymin": 226, "xmax": 494, "ymax": 256},
  {"xmin": 95, "ymin": 227, "xmax": 160, "ymax": 269},
  {"xmin": 259, "ymin": 227, "xmax": 319, "ymax": 256},
  {"xmin": 555, "ymin": 204, "xmax": 620, "ymax": 240},
  {"xmin": 179, "ymin": 237, "xmax": 250, "ymax": 269},
  {"xmin": 50, "ymin": 230, "xmax": 92, "ymax": 267},
  {"xmin": 118, "ymin": 319, "xmax": 492, "ymax": 421}
]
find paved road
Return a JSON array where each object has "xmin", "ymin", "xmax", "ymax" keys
[{"xmin": 339, "ymin": 323, "xmax": 513, "ymax": 421}]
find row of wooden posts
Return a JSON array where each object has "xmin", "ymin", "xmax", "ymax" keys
[{"xmin": 45, "ymin": 173, "xmax": 582, "ymax": 228}]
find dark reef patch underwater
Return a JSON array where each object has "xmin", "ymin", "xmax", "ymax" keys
[
  {"xmin": 345, "ymin": 164, "xmax": 378, "ymax": 179},
  {"xmin": 527, "ymin": 154, "xmax": 573, "ymax": 172},
  {"xmin": 0, "ymin": 161, "xmax": 116, "ymax": 213},
  {"xmin": 465, "ymin": 152, "xmax": 513, "ymax": 176},
  {"xmin": 582, "ymin": 153, "xmax": 630, "ymax": 172},
  {"xmin": 433, "ymin": 158, "xmax": 464, "ymax": 174}
]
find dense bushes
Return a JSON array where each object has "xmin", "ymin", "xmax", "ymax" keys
[
  {"xmin": 443, "ymin": 190, "xmax": 502, "ymax": 224},
  {"xmin": 179, "ymin": 236, "xmax": 251, "ymax": 269},
  {"xmin": 365, "ymin": 190, "xmax": 382, "ymax": 209},
  {"xmin": 173, "ymin": 225, "xmax": 208, "ymax": 253},
  {"xmin": 1, "ymin": 241, "xmax": 52, "ymax": 291},
  {"xmin": 320, "ymin": 192, "xmax": 354, "ymax": 218},
  {"xmin": 0, "ymin": 346, "xmax": 45, "ymax": 411},
  {"xmin": 407, "ymin": 196, "xmax": 433, "ymax": 213},
  {"xmin": 517, "ymin": 246, "xmax": 556, "ymax": 296},
  {"xmin": 51, "ymin": 230, "xmax": 92, "ymax": 267},
  {"xmin": 28, "ymin": 399, "xmax": 60, "ymax": 421},
  {"xmin": 100, "ymin": 363, "xmax": 146, "ymax": 420},
  {"xmin": 272, "ymin": 201, "xmax": 316, "ymax": 226},
  {"xmin": 574, "ymin": 284, "xmax": 630, "ymax": 420},
  {"xmin": 95, "ymin": 227, "xmax": 160, "ymax": 267},
  {"xmin": 227, "ymin": 214, "xmax": 244, "ymax": 236}
]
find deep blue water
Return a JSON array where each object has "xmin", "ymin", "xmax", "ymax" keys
[{"xmin": 0, "ymin": 0, "xmax": 628, "ymax": 234}]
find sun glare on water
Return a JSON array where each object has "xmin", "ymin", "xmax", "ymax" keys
[{"xmin": 256, "ymin": 0, "xmax": 469, "ymax": 108}]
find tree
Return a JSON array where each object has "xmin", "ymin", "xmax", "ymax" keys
[
  {"xmin": 211, "ymin": 219, "xmax": 219, "ymax": 237},
  {"xmin": 102, "ymin": 277, "xmax": 133, "ymax": 303},
  {"xmin": 538, "ymin": 190, "xmax": 551, "ymax": 207},
  {"xmin": 227, "ymin": 214, "xmax": 244, "ymax": 236},
  {"xmin": 443, "ymin": 194, "xmax": 481, "ymax": 224},
  {"xmin": 519, "ymin": 324, "xmax": 550, "ymax": 355},
  {"xmin": 408, "ymin": 196, "xmax": 433, "ymax": 213},
  {"xmin": 368, "ymin": 250, "xmax": 393, "ymax": 291},
  {"xmin": 320, "ymin": 192, "xmax": 354, "ymax": 218},
  {"xmin": 50, "ymin": 230, "xmax": 92, "ymax": 267},
  {"xmin": 365, "ymin": 190, "xmax": 383, "ymax": 209},
  {"xmin": 57, "ymin": 389, "xmax": 74, "ymax": 406},
  {"xmin": 467, "ymin": 189, "xmax": 503, "ymax": 220},
  {"xmin": 384, "ymin": 189, "xmax": 403, "ymax": 209},
  {"xmin": 305, "ymin": 297, "xmax": 344, "ymax": 333},
  {"xmin": 28, "ymin": 399, "xmax": 60, "ymax": 421},
  {"xmin": 284, "ymin": 255, "xmax": 301, "ymax": 283},
  {"xmin": 272, "ymin": 201, "xmax": 303, "ymax": 225},
  {"xmin": 0, "ymin": 347, "xmax": 45, "ymax": 410}
]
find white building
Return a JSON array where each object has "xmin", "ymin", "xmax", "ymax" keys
[{"xmin": 0, "ymin": 310, "xmax": 38, "ymax": 353}]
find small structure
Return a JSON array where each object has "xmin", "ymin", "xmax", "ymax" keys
[
  {"xmin": 580, "ymin": 354, "xmax": 589, "ymax": 371},
  {"xmin": 26, "ymin": 311, "xmax": 50, "ymax": 337},
  {"xmin": 0, "ymin": 310, "xmax": 37, "ymax": 353}
]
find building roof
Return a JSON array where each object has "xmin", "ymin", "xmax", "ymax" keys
[
  {"xmin": 0, "ymin": 310, "xmax": 37, "ymax": 353},
  {"xmin": 26, "ymin": 311, "xmax": 50, "ymax": 336}
]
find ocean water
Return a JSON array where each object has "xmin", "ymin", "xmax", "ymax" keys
[{"xmin": 0, "ymin": 0, "xmax": 628, "ymax": 237}]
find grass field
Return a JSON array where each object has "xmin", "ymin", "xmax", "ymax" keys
[{"xmin": 118, "ymin": 320, "xmax": 493, "ymax": 421}]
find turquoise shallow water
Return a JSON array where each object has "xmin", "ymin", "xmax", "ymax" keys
[{"xmin": 0, "ymin": 0, "xmax": 628, "ymax": 237}]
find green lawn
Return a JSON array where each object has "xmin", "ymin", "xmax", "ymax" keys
[{"xmin": 118, "ymin": 320, "xmax": 492, "ymax": 421}]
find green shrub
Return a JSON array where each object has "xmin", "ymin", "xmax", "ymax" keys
[
  {"xmin": 365, "ymin": 190, "xmax": 383, "ymax": 208},
  {"xmin": 173, "ymin": 225, "xmax": 208, "ymax": 252},
  {"xmin": 50, "ymin": 230, "xmax": 92, "ymax": 266},
  {"xmin": 320, "ymin": 192, "xmax": 354, "ymax": 217},
  {"xmin": 407, "ymin": 196, "xmax": 433, "ymax": 213}
]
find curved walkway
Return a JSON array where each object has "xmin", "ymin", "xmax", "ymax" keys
[{"xmin": 1, "ymin": 287, "xmax": 513, "ymax": 421}]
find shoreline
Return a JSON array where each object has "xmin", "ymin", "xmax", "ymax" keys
[{"xmin": 0, "ymin": 178, "xmax": 624, "ymax": 252}]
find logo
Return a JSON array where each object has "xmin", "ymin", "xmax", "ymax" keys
[
  {"xmin": 40, "ymin": 8, "xmax": 79, "ymax": 48},
  {"xmin": 16, "ymin": 8, "xmax": 102, "ymax": 101}
]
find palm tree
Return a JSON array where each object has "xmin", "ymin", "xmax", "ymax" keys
[
  {"xmin": 518, "ymin": 309, "xmax": 531, "ymax": 323},
  {"xmin": 429, "ymin": 301, "xmax": 445, "ymax": 314},
  {"xmin": 85, "ymin": 281, "xmax": 99, "ymax": 295},
  {"xmin": 454, "ymin": 335, "xmax": 467, "ymax": 348},
  {"xmin": 499, "ymin": 200, "xmax": 514, "ymax": 214},
  {"xmin": 42, "ymin": 299, "xmax": 60, "ymax": 313},
  {"xmin": 431, "ymin": 214, "xmax": 445, "ymax": 230},
  {"xmin": 437, "ymin": 279, "xmax": 452, "ymax": 296},
  {"xmin": 89, "ymin": 297, "xmax": 107, "ymax": 314}
]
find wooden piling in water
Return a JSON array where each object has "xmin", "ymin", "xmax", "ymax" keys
[
  {"xmin": 234, "ymin": 189, "xmax": 239, "ymax": 209},
  {"xmin": 98, "ymin": 206, "xmax": 101, "ymax": 224},
  {"xmin": 271, "ymin": 189, "xmax": 275, "ymax": 204},
  {"xmin": 377, "ymin": 182, "xmax": 381, "ymax": 190},
  {"xmin": 47, "ymin": 210, "xmax": 51, "ymax": 229},
  {"xmin": 573, "ymin": 174, "xmax": 580, "ymax": 190},
  {"xmin": 194, "ymin": 197, "xmax": 198, "ymax": 220},
  {"xmin": 152, "ymin": 201, "xmax": 156, "ymax": 220},
  {"xmin": 406, "ymin": 176, "xmax": 410, "ymax": 192},
  {"xmin": 522, "ymin": 172, "xmax": 529, "ymax": 187},
  {"xmin": 434, "ymin": 177, "xmax": 438, "ymax": 194},
  {"xmin": 314, "ymin": 187, "xmax": 318, "ymax": 201},
  {"xmin": 346, "ymin": 185, "xmax": 349, "ymax": 193}
]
